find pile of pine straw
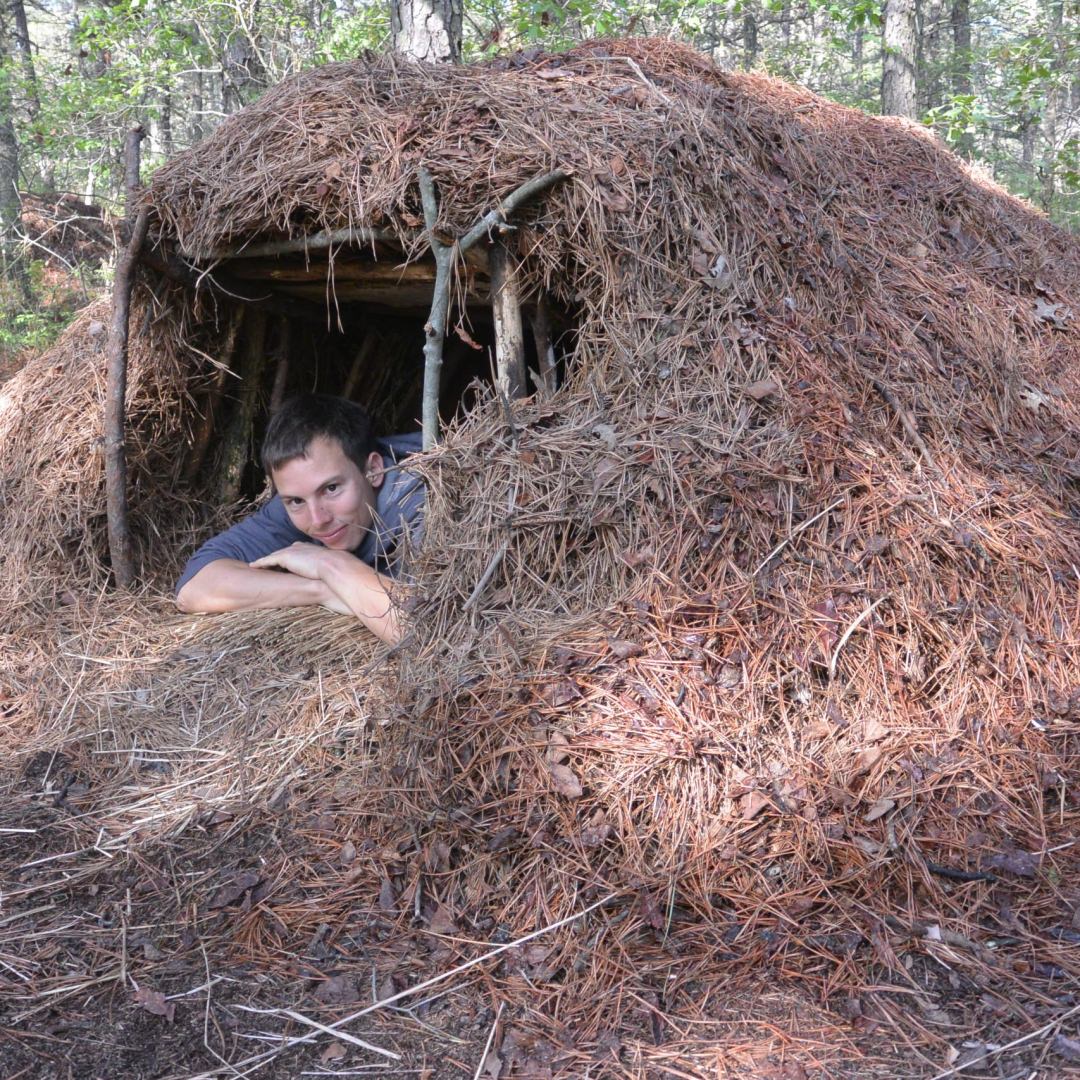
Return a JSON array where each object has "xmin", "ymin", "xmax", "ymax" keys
[{"xmin": 2, "ymin": 38, "xmax": 1080, "ymax": 1077}]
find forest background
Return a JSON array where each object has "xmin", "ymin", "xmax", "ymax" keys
[{"xmin": 0, "ymin": 0, "xmax": 1077, "ymax": 369}]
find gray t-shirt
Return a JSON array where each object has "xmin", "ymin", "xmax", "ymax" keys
[{"xmin": 176, "ymin": 433, "xmax": 425, "ymax": 594}]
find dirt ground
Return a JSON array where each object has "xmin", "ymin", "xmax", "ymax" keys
[{"xmin": 3, "ymin": 745, "xmax": 1078, "ymax": 1080}]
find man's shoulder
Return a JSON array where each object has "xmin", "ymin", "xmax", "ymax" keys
[{"xmin": 377, "ymin": 431, "xmax": 424, "ymax": 461}]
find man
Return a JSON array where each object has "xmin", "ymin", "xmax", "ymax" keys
[{"xmin": 176, "ymin": 395, "xmax": 424, "ymax": 645}]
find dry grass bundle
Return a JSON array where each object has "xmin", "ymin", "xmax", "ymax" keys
[{"xmin": 2, "ymin": 38, "xmax": 1079, "ymax": 1077}]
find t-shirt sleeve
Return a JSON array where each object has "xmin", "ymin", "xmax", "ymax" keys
[{"xmin": 175, "ymin": 498, "xmax": 307, "ymax": 595}]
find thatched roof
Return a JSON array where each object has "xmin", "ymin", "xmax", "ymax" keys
[{"xmin": 2, "ymin": 38, "xmax": 1080, "ymax": 1076}]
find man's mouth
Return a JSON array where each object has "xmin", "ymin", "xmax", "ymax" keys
[{"xmin": 316, "ymin": 523, "xmax": 348, "ymax": 544}]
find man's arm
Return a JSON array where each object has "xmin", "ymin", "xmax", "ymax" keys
[
  {"xmin": 176, "ymin": 559, "xmax": 349, "ymax": 616},
  {"xmin": 248, "ymin": 545, "xmax": 403, "ymax": 644}
]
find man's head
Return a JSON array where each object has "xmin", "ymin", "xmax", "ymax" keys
[{"xmin": 262, "ymin": 395, "xmax": 386, "ymax": 550}]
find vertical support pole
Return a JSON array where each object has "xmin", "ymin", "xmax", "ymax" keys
[
  {"xmin": 184, "ymin": 306, "xmax": 244, "ymax": 484},
  {"xmin": 105, "ymin": 124, "xmax": 148, "ymax": 589},
  {"xmin": 342, "ymin": 332, "xmax": 377, "ymax": 401},
  {"xmin": 489, "ymin": 234, "xmax": 527, "ymax": 400},
  {"xmin": 218, "ymin": 307, "xmax": 268, "ymax": 504},
  {"xmin": 268, "ymin": 316, "xmax": 291, "ymax": 414},
  {"xmin": 529, "ymin": 296, "xmax": 558, "ymax": 395},
  {"xmin": 123, "ymin": 125, "xmax": 146, "ymax": 219},
  {"xmin": 418, "ymin": 167, "xmax": 452, "ymax": 451}
]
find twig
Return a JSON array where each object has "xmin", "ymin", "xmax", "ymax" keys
[
  {"xmin": 186, "ymin": 893, "xmax": 619, "ymax": 1079},
  {"xmin": 472, "ymin": 1002, "xmax": 505, "ymax": 1080},
  {"xmin": 829, "ymin": 595, "xmax": 887, "ymax": 678},
  {"xmin": 872, "ymin": 378, "xmax": 939, "ymax": 472},
  {"xmin": 240, "ymin": 1007, "xmax": 401, "ymax": 1061},
  {"xmin": 928, "ymin": 1002, "xmax": 1080, "ymax": 1079},
  {"xmin": 754, "ymin": 498, "xmax": 844, "ymax": 575},
  {"xmin": 463, "ymin": 540, "xmax": 510, "ymax": 611},
  {"xmin": 925, "ymin": 862, "xmax": 998, "ymax": 884},
  {"xmin": 189, "ymin": 226, "xmax": 403, "ymax": 261},
  {"xmin": 419, "ymin": 168, "xmax": 570, "ymax": 449},
  {"xmin": 105, "ymin": 203, "xmax": 150, "ymax": 588}
]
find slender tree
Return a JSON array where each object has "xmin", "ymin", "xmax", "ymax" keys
[
  {"xmin": 882, "ymin": 0, "xmax": 917, "ymax": 117},
  {"xmin": 0, "ymin": 5, "xmax": 28, "ymax": 301},
  {"xmin": 950, "ymin": 0, "xmax": 973, "ymax": 155}
]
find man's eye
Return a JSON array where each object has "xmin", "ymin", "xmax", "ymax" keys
[{"xmin": 326, "ymin": 483, "xmax": 339, "ymax": 494}]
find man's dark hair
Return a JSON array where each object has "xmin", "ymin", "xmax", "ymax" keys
[{"xmin": 261, "ymin": 395, "xmax": 377, "ymax": 477}]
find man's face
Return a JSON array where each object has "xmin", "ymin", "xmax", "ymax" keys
[{"xmin": 272, "ymin": 435, "xmax": 384, "ymax": 551}]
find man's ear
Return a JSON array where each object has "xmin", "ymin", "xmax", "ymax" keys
[{"xmin": 365, "ymin": 450, "xmax": 386, "ymax": 488}]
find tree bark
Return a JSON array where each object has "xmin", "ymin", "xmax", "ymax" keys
[
  {"xmin": 105, "ymin": 208, "xmax": 150, "ymax": 588},
  {"xmin": 391, "ymin": 0, "xmax": 462, "ymax": 63},
  {"xmin": 124, "ymin": 125, "xmax": 145, "ymax": 218},
  {"xmin": 184, "ymin": 305, "xmax": 244, "ymax": 484},
  {"xmin": 882, "ymin": 0, "xmax": 917, "ymax": 118},
  {"xmin": 0, "ymin": 5, "xmax": 28, "ymax": 301},
  {"xmin": 950, "ymin": 0, "xmax": 974, "ymax": 155},
  {"xmin": 489, "ymin": 235, "xmax": 527, "ymax": 400},
  {"xmin": 218, "ymin": 307, "xmax": 269, "ymax": 504},
  {"xmin": 10, "ymin": 0, "xmax": 41, "ymax": 131}
]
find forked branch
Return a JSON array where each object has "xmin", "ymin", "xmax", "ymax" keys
[{"xmin": 419, "ymin": 168, "xmax": 569, "ymax": 449}]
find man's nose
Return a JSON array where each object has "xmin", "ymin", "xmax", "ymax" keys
[{"xmin": 310, "ymin": 500, "xmax": 332, "ymax": 526}]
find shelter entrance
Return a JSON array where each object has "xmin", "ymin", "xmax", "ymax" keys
[{"xmin": 194, "ymin": 239, "xmax": 575, "ymax": 499}]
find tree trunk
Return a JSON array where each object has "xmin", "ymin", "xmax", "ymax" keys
[
  {"xmin": 742, "ymin": 3, "xmax": 759, "ymax": 68},
  {"xmin": 1040, "ymin": 0, "xmax": 1064, "ymax": 213},
  {"xmin": 882, "ymin": 0, "xmax": 917, "ymax": 118},
  {"xmin": 950, "ymin": 0, "xmax": 974, "ymax": 155},
  {"xmin": 0, "ymin": 6, "xmax": 28, "ymax": 301},
  {"xmin": 391, "ymin": 0, "xmax": 462, "ymax": 63},
  {"xmin": 10, "ymin": 0, "xmax": 42, "ymax": 131}
]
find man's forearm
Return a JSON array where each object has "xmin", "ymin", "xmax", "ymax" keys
[
  {"xmin": 176, "ymin": 559, "xmax": 336, "ymax": 614},
  {"xmin": 316, "ymin": 551, "xmax": 403, "ymax": 644}
]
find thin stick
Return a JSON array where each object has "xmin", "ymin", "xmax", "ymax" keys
[
  {"xmin": 271, "ymin": 1008, "xmax": 400, "ymax": 1060},
  {"xmin": 419, "ymin": 167, "xmax": 570, "ymax": 449},
  {"xmin": 928, "ymin": 1002, "xmax": 1080, "ymax": 1079},
  {"xmin": 463, "ymin": 540, "xmax": 509, "ymax": 611},
  {"xmin": 419, "ymin": 167, "xmax": 453, "ymax": 451},
  {"xmin": 190, "ymin": 226, "xmax": 402, "ymax": 261},
  {"xmin": 105, "ymin": 204, "xmax": 150, "ymax": 588},
  {"xmin": 829, "ymin": 595, "xmax": 887, "ymax": 678},
  {"xmin": 472, "ymin": 1002, "xmax": 504, "ymax": 1080},
  {"xmin": 186, "ymin": 893, "xmax": 618, "ymax": 1079},
  {"xmin": 872, "ymin": 378, "xmax": 939, "ymax": 472},
  {"xmin": 754, "ymin": 498, "xmax": 844, "ymax": 575}
]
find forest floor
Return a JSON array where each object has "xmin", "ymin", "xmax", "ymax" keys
[{"xmin": 2, "ymin": 741, "xmax": 1074, "ymax": 1080}]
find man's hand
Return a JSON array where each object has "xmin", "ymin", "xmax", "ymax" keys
[
  {"xmin": 178, "ymin": 548, "xmax": 403, "ymax": 643},
  {"xmin": 250, "ymin": 541, "xmax": 337, "ymax": 580}
]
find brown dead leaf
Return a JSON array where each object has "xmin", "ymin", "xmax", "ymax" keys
[
  {"xmin": 339, "ymin": 840, "xmax": 356, "ymax": 865},
  {"xmin": 861, "ymin": 716, "xmax": 889, "ymax": 743},
  {"xmin": 454, "ymin": 320, "xmax": 484, "ymax": 350},
  {"xmin": 314, "ymin": 974, "xmax": 359, "ymax": 1005},
  {"xmin": 324, "ymin": 161, "xmax": 343, "ymax": 181},
  {"xmin": 609, "ymin": 154, "xmax": 627, "ymax": 177},
  {"xmin": 741, "ymin": 789, "xmax": 772, "ymax": 819},
  {"xmin": 208, "ymin": 870, "xmax": 261, "ymax": 909},
  {"xmin": 864, "ymin": 797, "xmax": 895, "ymax": 822},
  {"xmin": 133, "ymin": 985, "xmax": 175, "ymax": 1022},
  {"xmin": 545, "ymin": 678, "xmax": 581, "ymax": 707},
  {"xmin": 746, "ymin": 378, "xmax": 781, "ymax": 401},
  {"xmin": 321, "ymin": 1041, "xmax": 348, "ymax": 1064},
  {"xmin": 547, "ymin": 731, "xmax": 570, "ymax": 764},
  {"xmin": 607, "ymin": 638, "xmax": 645, "ymax": 660},
  {"xmin": 428, "ymin": 904, "xmax": 458, "ymax": 935},
  {"xmin": 378, "ymin": 877, "xmax": 396, "ymax": 912},
  {"xmin": 549, "ymin": 762, "xmax": 583, "ymax": 799},
  {"xmin": 853, "ymin": 745, "xmax": 883, "ymax": 775}
]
